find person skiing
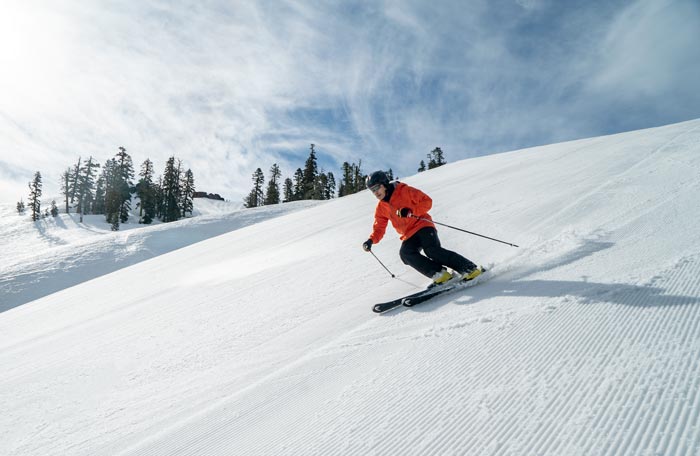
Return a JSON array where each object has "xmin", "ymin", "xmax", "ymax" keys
[{"xmin": 362, "ymin": 170, "xmax": 482, "ymax": 286}]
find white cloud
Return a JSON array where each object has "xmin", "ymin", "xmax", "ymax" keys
[
  {"xmin": 0, "ymin": 0, "xmax": 698, "ymax": 204},
  {"xmin": 514, "ymin": 0, "xmax": 547, "ymax": 12},
  {"xmin": 587, "ymin": 0, "xmax": 700, "ymax": 98}
]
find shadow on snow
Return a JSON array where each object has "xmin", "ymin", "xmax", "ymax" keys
[{"xmin": 410, "ymin": 238, "xmax": 700, "ymax": 311}]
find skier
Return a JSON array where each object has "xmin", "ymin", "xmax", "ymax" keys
[{"xmin": 362, "ymin": 170, "xmax": 481, "ymax": 286}]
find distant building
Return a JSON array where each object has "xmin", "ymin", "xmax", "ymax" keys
[{"xmin": 193, "ymin": 191, "xmax": 225, "ymax": 201}]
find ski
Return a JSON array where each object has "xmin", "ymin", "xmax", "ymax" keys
[
  {"xmin": 372, "ymin": 267, "xmax": 488, "ymax": 313},
  {"xmin": 401, "ymin": 282, "xmax": 461, "ymax": 307},
  {"xmin": 372, "ymin": 288, "xmax": 430, "ymax": 313},
  {"xmin": 404, "ymin": 267, "xmax": 487, "ymax": 307}
]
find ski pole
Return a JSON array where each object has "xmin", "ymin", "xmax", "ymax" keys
[
  {"xmin": 368, "ymin": 249, "xmax": 423, "ymax": 289},
  {"xmin": 369, "ymin": 250, "xmax": 396, "ymax": 278},
  {"xmin": 412, "ymin": 216, "xmax": 519, "ymax": 248}
]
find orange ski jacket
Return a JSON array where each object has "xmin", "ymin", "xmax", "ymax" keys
[{"xmin": 369, "ymin": 182, "xmax": 435, "ymax": 244}]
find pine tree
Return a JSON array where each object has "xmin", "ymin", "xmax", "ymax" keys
[
  {"xmin": 93, "ymin": 175, "xmax": 106, "ymax": 215},
  {"xmin": 427, "ymin": 147, "xmax": 446, "ymax": 169},
  {"xmin": 136, "ymin": 159, "xmax": 157, "ymax": 223},
  {"xmin": 339, "ymin": 162, "xmax": 352, "ymax": 197},
  {"xmin": 302, "ymin": 144, "xmax": 319, "ymax": 199},
  {"xmin": 293, "ymin": 168, "xmax": 304, "ymax": 201},
  {"xmin": 314, "ymin": 172, "xmax": 327, "ymax": 200},
  {"xmin": 264, "ymin": 163, "xmax": 282, "ymax": 205},
  {"xmin": 154, "ymin": 175, "xmax": 164, "ymax": 220},
  {"xmin": 69, "ymin": 157, "xmax": 81, "ymax": 205},
  {"xmin": 244, "ymin": 168, "xmax": 265, "ymax": 208},
  {"xmin": 324, "ymin": 172, "xmax": 336, "ymax": 199},
  {"xmin": 354, "ymin": 161, "xmax": 365, "ymax": 194},
  {"xmin": 337, "ymin": 161, "xmax": 365, "ymax": 196},
  {"xmin": 28, "ymin": 171, "xmax": 42, "ymax": 222},
  {"xmin": 311, "ymin": 171, "xmax": 336, "ymax": 200},
  {"xmin": 181, "ymin": 169, "xmax": 195, "ymax": 217},
  {"xmin": 115, "ymin": 147, "xmax": 134, "ymax": 224},
  {"xmin": 76, "ymin": 157, "xmax": 100, "ymax": 223},
  {"xmin": 60, "ymin": 168, "xmax": 71, "ymax": 213},
  {"xmin": 282, "ymin": 177, "xmax": 294, "ymax": 203},
  {"xmin": 161, "ymin": 156, "xmax": 181, "ymax": 222},
  {"xmin": 103, "ymin": 159, "xmax": 122, "ymax": 229}
]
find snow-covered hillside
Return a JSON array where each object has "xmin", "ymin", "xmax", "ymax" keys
[
  {"xmin": 2, "ymin": 119, "xmax": 700, "ymax": 455},
  {"xmin": 0, "ymin": 198, "xmax": 319, "ymax": 312}
]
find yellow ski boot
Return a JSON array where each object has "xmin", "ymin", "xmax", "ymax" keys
[
  {"xmin": 461, "ymin": 267, "xmax": 484, "ymax": 282},
  {"xmin": 430, "ymin": 269, "xmax": 453, "ymax": 287}
]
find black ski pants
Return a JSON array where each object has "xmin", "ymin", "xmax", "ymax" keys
[{"xmin": 399, "ymin": 227, "xmax": 477, "ymax": 279}]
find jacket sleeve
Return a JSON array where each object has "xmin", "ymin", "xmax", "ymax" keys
[
  {"xmin": 369, "ymin": 204, "xmax": 389, "ymax": 244},
  {"xmin": 406, "ymin": 185, "xmax": 433, "ymax": 216}
]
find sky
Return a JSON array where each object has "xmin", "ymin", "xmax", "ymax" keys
[{"xmin": 1, "ymin": 0, "xmax": 699, "ymax": 204}]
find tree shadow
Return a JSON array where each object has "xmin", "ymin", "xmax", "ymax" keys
[{"xmin": 33, "ymin": 218, "xmax": 68, "ymax": 247}]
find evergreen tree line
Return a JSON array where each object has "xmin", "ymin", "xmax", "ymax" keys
[
  {"xmin": 246, "ymin": 143, "xmax": 342, "ymax": 208},
  {"xmin": 19, "ymin": 147, "xmax": 196, "ymax": 230},
  {"xmin": 21, "ymin": 144, "xmax": 447, "ymax": 219},
  {"xmin": 244, "ymin": 144, "xmax": 445, "ymax": 208},
  {"xmin": 417, "ymin": 147, "xmax": 447, "ymax": 172},
  {"xmin": 244, "ymin": 144, "xmax": 401, "ymax": 208}
]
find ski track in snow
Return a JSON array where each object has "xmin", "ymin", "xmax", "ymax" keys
[
  {"xmin": 118, "ymin": 263, "xmax": 700, "ymax": 455},
  {"xmin": 3, "ymin": 120, "xmax": 700, "ymax": 455},
  {"xmin": 113, "ymin": 241, "xmax": 700, "ymax": 455}
]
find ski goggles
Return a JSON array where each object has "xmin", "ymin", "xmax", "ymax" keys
[{"xmin": 369, "ymin": 184, "xmax": 382, "ymax": 194}]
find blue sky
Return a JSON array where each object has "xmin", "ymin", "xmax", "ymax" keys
[{"xmin": 1, "ymin": 0, "xmax": 699, "ymax": 203}]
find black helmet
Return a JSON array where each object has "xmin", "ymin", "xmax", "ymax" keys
[{"xmin": 366, "ymin": 170, "xmax": 390, "ymax": 190}]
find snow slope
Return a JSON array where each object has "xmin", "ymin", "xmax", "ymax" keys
[
  {"xmin": 2, "ymin": 119, "xmax": 700, "ymax": 455},
  {"xmin": 0, "ymin": 199, "xmax": 320, "ymax": 312}
]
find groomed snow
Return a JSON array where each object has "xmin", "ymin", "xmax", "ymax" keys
[{"xmin": 2, "ymin": 119, "xmax": 700, "ymax": 455}]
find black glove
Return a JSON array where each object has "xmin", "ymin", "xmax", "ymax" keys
[
  {"xmin": 362, "ymin": 239, "xmax": 373, "ymax": 252},
  {"xmin": 396, "ymin": 208, "xmax": 412, "ymax": 218}
]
